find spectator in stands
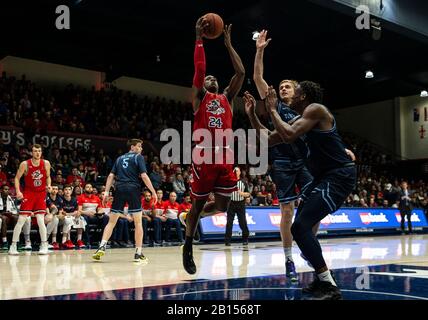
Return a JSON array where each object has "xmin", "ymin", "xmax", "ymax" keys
[
  {"xmin": 244, "ymin": 197, "xmax": 252, "ymax": 206},
  {"xmin": 46, "ymin": 184, "xmax": 64, "ymax": 250},
  {"xmin": 67, "ymin": 167, "xmax": 85, "ymax": 186},
  {"xmin": 70, "ymin": 150, "xmax": 83, "ymax": 167},
  {"xmin": 84, "ymin": 156, "xmax": 98, "ymax": 183},
  {"xmin": 60, "ymin": 185, "xmax": 78, "ymax": 249},
  {"xmin": 266, "ymin": 193, "xmax": 274, "ymax": 206},
  {"xmin": 141, "ymin": 190, "xmax": 155, "ymax": 245},
  {"xmin": 152, "ymin": 189, "xmax": 166, "ymax": 245},
  {"xmin": 149, "ymin": 164, "xmax": 162, "ymax": 190},
  {"xmin": 72, "ymin": 185, "xmax": 82, "ymax": 197},
  {"xmin": 161, "ymin": 175, "xmax": 175, "ymax": 196},
  {"xmin": 381, "ymin": 199, "xmax": 389, "ymax": 208},
  {"xmin": 54, "ymin": 172, "xmax": 66, "ymax": 189},
  {"xmin": 163, "ymin": 192, "xmax": 183, "ymax": 244},
  {"xmin": 368, "ymin": 196, "xmax": 378, "ymax": 207},
  {"xmin": 76, "ymin": 183, "xmax": 108, "ymax": 247},
  {"xmin": 172, "ymin": 173, "xmax": 186, "ymax": 203},
  {"xmin": 0, "ymin": 184, "xmax": 19, "ymax": 249},
  {"xmin": 0, "ymin": 164, "xmax": 8, "ymax": 186}
]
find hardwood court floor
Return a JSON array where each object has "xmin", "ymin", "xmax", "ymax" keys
[{"xmin": 1, "ymin": 234, "xmax": 428, "ymax": 300}]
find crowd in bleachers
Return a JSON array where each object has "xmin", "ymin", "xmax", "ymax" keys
[{"xmin": 1, "ymin": 73, "xmax": 428, "ymax": 249}]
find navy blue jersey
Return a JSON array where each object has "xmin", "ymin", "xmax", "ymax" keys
[
  {"xmin": 111, "ymin": 152, "xmax": 147, "ymax": 189},
  {"xmin": 305, "ymin": 117, "xmax": 353, "ymax": 178},
  {"xmin": 62, "ymin": 197, "xmax": 78, "ymax": 214},
  {"xmin": 268, "ymin": 101, "xmax": 309, "ymax": 161},
  {"xmin": 46, "ymin": 195, "xmax": 64, "ymax": 209}
]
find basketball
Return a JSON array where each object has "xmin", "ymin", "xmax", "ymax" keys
[{"xmin": 202, "ymin": 13, "xmax": 224, "ymax": 39}]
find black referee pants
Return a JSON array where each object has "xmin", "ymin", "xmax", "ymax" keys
[{"xmin": 225, "ymin": 201, "xmax": 249, "ymax": 243}]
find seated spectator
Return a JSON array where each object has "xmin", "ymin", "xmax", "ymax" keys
[
  {"xmin": 368, "ymin": 196, "xmax": 378, "ymax": 207},
  {"xmin": 266, "ymin": 193, "xmax": 274, "ymax": 206},
  {"xmin": 149, "ymin": 165, "xmax": 162, "ymax": 190},
  {"xmin": 76, "ymin": 183, "xmax": 108, "ymax": 247},
  {"xmin": 381, "ymin": 199, "xmax": 389, "ymax": 208},
  {"xmin": 84, "ymin": 157, "xmax": 98, "ymax": 183},
  {"xmin": 0, "ymin": 164, "xmax": 8, "ymax": 187},
  {"xmin": 152, "ymin": 189, "xmax": 167, "ymax": 245},
  {"xmin": 141, "ymin": 190, "xmax": 155, "ymax": 245},
  {"xmin": 46, "ymin": 184, "xmax": 65, "ymax": 250},
  {"xmin": 244, "ymin": 197, "xmax": 252, "ymax": 206},
  {"xmin": 60, "ymin": 185, "xmax": 78, "ymax": 249},
  {"xmin": 0, "ymin": 184, "xmax": 19, "ymax": 250},
  {"xmin": 178, "ymin": 194, "xmax": 192, "ymax": 226},
  {"xmin": 359, "ymin": 198, "xmax": 368, "ymax": 208},
  {"xmin": 66, "ymin": 167, "xmax": 85, "ymax": 186},
  {"xmin": 172, "ymin": 174, "xmax": 186, "ymax": 203},
  {"xmin": 163, "ymin": 192, "xmax": 183, "ymax": 244}
]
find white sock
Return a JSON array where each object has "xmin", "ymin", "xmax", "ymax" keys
[
  {"xmin": 77, "ymin": 233, "xmax": 82, "ymax": 241},
  {"xmin": 100, "ymin": 240, "xmax": 107, "ymax": 247},
  {"xmin": 62, "ymin": 235, "xmax": 67, "ymax": 244},
  {"xmin": 284, "ymin": 247, "xmax": 293, "ymax": 261},
  {"xmin": 2, "ymin": 237, "xmax": 7, "ymax": 243},
  {"xmin": 24, "ymin": 234, "xmax": 31, "ymax": 243},
  {"xmin": 318, "ymin": 270, "xmax": 337, "ymax": 287},
  {"xmin": 136, "ymin": 247, "xmax": 142, "ymax": 255}
]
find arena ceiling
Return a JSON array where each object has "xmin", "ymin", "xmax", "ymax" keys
[{"xmin": 1, "ymin": 0, "xmax": 428, "ymax": 109}]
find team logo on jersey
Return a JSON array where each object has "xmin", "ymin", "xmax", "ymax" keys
[
  {"xmin": 32, "ymin": 170, "xmax": 43, "ymax": 180},
  {"xmin": 206, "ymin": 99, "xmax": 225, "ymax": 115},
  {"xmin": 32, "ymin": 170, "xmax": 43, "ymax": 187}
]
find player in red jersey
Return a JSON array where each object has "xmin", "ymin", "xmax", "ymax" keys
[
  {"xmin": 9, "ymin": 144, "xmax": 52, "ymax": 255},
  {"xmin": 182, "ymin": 17, "xmax": 245, "ymax": 274}
]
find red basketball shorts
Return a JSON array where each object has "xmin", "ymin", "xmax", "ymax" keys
[
  {"xmin": 190, "ymin": 163, "xmax": 237, "ymax": 200},
  {"xmin": 19, "ymin": 191, "xmax": 47, "ymax": 216}
]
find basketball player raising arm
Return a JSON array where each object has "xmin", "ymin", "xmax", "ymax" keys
[
  {"xmin": 192, "ymin": 17, "xmax": 245, "ymax": 112},
  {"xmin": 182, "ymin": 17, "xmax": 245, "ymax": 275}
]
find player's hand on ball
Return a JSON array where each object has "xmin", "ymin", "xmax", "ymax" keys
[
  {"xmin": 243, "ymin": 91, "xmax": 256, "ymax": 114},
  {"xmin": 195, "ymin": 17, "xmax": 209, "ymax": 38},
  {"xmin": 265, "ymin": 86, "xmax": 278, "ymax": 113},
  {"xmin": 256, "ymin": 30, "xmax": 271, "ymax": 50}
]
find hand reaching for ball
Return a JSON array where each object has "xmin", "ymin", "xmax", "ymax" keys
[
  {"xmin": 195, "ymin": 17, "xmax": 209, "ymax": 39},
  {"xmin": 224, "ymin": 24, "xmax": 232, "ymax": 48}
]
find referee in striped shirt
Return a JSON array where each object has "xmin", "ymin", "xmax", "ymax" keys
[{"xmin": 225, "ymin": 167, "xmax": 251, "ymax": 246}]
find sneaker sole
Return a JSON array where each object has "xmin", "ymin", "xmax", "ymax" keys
[
  {"xmin": 92, "ymin": 251, "xmax": 105, "ymax": 261},
  {"xmin": 8, "ymin": 252, "xmax": 19, "ymax": 255},
  {"xmin": 134, "ymin": 258, "xmax": 149, "ymax": 264}
]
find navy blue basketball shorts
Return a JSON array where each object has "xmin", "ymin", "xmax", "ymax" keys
[
  {"xmin": 271, "ymin": 159, "xmax": 313, "ymax": 204},
  {"xmin": 111, "ymin": 186, "xmax": 142, "ymax": 215}
]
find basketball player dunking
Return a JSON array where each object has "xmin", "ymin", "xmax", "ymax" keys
[
  {"xmin": 264, "ymin": 83, "xmax": 357, "ymax": 300},
  {"xmin": 182, "ymin": 17, "xmax": 245, "ymax": 274},
  {"xmin": 9, "ymin": 144, "xmax": 52, "ymax": 255}
]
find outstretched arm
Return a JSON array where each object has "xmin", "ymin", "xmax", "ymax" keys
[
  {"xmin": 253, "ymin": 30, "xmax": 271, "ymax": 99},
  {"xmin": 265, "ymin": 86, "xmax": 320, "ymax": 142},
  {"xmin": 243, "ymin": 91, "xmax": 283, "ymax": 147},
  {"xmin": 191, "ymin": 17, "xmax": 209, "ymax": 113},
  {"xmin": 223, "ymin": 24, "xmax": 245, "ymax": 103}
]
